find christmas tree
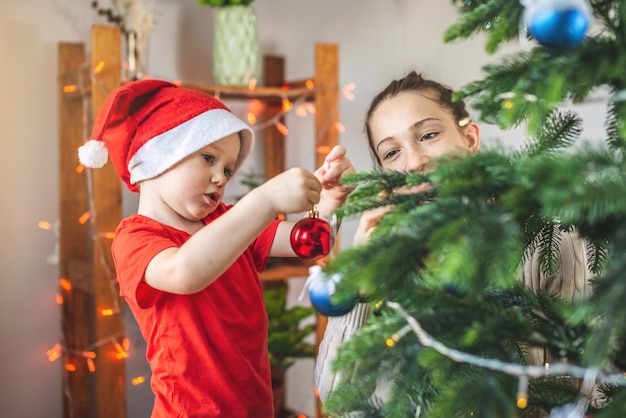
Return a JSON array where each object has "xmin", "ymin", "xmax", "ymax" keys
[{"xmin": 318, "ymin": 1, "xmax": 626, "ymax": 417}]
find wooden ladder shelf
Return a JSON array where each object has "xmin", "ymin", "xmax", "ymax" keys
[{"xmin": 58, "ymin": 24, "xmax": 338, "ymax": 418}]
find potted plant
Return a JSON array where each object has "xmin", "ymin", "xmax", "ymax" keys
[
  {"xmin": 197, "ymin": 0, "xmax": 253, "ymax": 5},
  {"xmin": 263, "ymin": 281, "xmax": 316, "ymax": 418},
  {"xmin": 197, "ymin": 0, "xmax": 261, "ymax": 86}
]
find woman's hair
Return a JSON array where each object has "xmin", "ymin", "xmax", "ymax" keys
[{"xmin": 365, "ymin": 71, "xmax": 470, "ymax": 167}]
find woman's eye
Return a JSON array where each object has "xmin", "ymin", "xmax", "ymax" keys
[
  {"xmin": 382, "ymin": 149, "xmax": 399, "ymax": 161},
  {"xmin": 420, "ymin": 132, "xmax": 438, "ymax": 142}
]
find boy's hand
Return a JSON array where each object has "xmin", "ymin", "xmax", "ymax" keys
[{"xmin": 260, "ymin": 167, "xmax": 321, "ymax": 215}]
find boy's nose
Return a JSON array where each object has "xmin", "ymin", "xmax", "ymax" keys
[{"xmin": 211, "ymin": 171, "xmax": 227, "ymax": 187}]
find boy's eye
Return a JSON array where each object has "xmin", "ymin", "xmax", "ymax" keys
[
  {"xmin": 224, "ymin": 168, "xmax": 234, "ymax": 179},
  {"xmin": 202, "ymin": 154, "xmax": 214, "ymax": 163}
]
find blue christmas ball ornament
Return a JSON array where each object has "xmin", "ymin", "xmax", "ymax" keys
[
  {"xmin": 526, "ymin": 0, "xmax": 591, "ymax": 49},
  {"xmin": 306, "ymin": 265, "xmax": 357, "ymax": 317}
]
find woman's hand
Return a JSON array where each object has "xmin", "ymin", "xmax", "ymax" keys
[
  {"xmin": 353, "ymin": 205, "xmax": 394, "ymax": 245},
  {"xmin": 314, "ymin": 145, "xmax": 355, "ymax": 219}
]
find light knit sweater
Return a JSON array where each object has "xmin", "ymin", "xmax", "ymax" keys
[{"xmin": 314, "ymin": 229, "xmax": 593, "ymax": 406}]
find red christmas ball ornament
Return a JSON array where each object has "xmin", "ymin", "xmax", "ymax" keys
[{"xmin": 290, "ymin": 207, "xmax": 334, "ymax": 259}]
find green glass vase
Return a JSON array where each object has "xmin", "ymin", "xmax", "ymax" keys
[{"xmin": 212, "ymin": 5, "xmax": 261, "ymax": 86}]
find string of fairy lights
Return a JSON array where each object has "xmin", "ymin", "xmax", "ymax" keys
[
  {"xmin": 42, "ymin": 57, "xmax": 355, "ymax": 395},
  {"xmin": 386, "ymin": 301, "xmax": 626, "ymax": 415}
]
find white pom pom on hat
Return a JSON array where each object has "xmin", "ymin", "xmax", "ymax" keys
[
  {"xmin": 78, "ymin": 79, "xmax": 254, "ymax": 193},
  {"xmin": 78, "ymin": 139, "xmax": 108, "ymax": 168}
]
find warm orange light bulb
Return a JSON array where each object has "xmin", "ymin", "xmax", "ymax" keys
[
  {"xmin": 76, "ymin": 164, "xmax": 85, "ymax": 174},
  {"xmin": 275, "ymin": 122, "xmax": 288, "ymax": 136},
  {"xmin": 78, "ymin": 211, "xmax": 91, "ymax": 224},
  {"xmin": 87, "ymin": 358, "xmax": 96, "ymax": 372},
  {"xmin": 132, "ymin": 376, "xmax": 146, "ymax": 386},
  {"xmin": 516, "ymin": 376, "xmax": 529, "ymax": 409},
  {"xmin": 342, "ymin": 82, "xmax": 356, "ymax": 101},
  {"xmin": 93, "ymin": 61, "xmax": 105, "ymax": 74},
  {"xmin": 295, "ymin": 105, "xmax": 307, "ymax": 117},
  {"xmin": 247, "ymin": 78, "xmax": 257, "ymax": 91},
  {"xmin": 38, "ymin": 221, "xmax": 52, "ymax": 230},
  {"xmin": 317, "ymin": 145, "xmax": 331, "ymax": 155},
  {"xmin": 65, "ymin": 363, "xmax": 77, "ymax": 372},
  {"xmin": 82, "ymin": 351, "xmax": 97, "ymax": 359},
  {"xmin": 114, "ymin": 341, "xmax": 129, "ymax": 359},
  {"xmin": 46, "ymin": 343, "xmax": 62, "ymax": 362},
  {"xmin": 281, "ymin": 98, "xmax": 293, "ymax": 112},
  {"xmin": 249, "ymin": 99, "xmax": 263, "ymax": 114},
  {"xmin": 333, "ymin": 122, "xmax": 346, "ymax": 133},
  {"xmin": 63, "ymin": 85, "xmax": 77, "ymax": 93},
  {"xmin": 385, "ymin": 333, "xmax": 401, "ymax": 348},
  {"xmin": 305, "ymin": 79, "xmax": 314, "ymax": 90},
  {"xmin": 101, "ymin": 308, "xmax": 114, "ymax": 317},
  {"xmin": 247, "ymin": 112, "xmax": 257, "ymax": 124},
  {"xmin": 56, "ymin": 294, "xmax": 64, "ymax": 304},
  {"xmin": 59, "ymin": 278, "xmax": 73, "ymax": 292}
]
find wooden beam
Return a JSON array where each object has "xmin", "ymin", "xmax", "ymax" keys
[
  {"xmin": 313, "ymin": 42, "xmax": 339, "ymax": 418},
  {"xmin": 90, "ymin": 25, "xmax": 126, "ymax": 418},
  {"xmin": 263, "ymin": 55, "xmax": 287, "ymax": 180},
  {"xmin": 314, "ymin": 43, "xmax": 339, "ymax": 169},
  {"xmin": 58, "ymin": 40, "xmax": 92, "ymax": 418}
]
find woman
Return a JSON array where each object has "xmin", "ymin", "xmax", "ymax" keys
[{"xmin": 314, "ymin": 71, "xmax": 592, "ymax": 412}]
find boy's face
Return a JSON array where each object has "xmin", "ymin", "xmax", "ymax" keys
[
  {"xmin": 370, "ymin": 91, "xmax": 480, "ymax": 174},
  {"xmin": 149, "ymin": 133, "xmax": 242, "ymax": 222}
]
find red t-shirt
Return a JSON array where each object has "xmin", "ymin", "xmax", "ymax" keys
[{"xmin": 112, "ymin": 203, "xmax": 280, "ymax": 418}]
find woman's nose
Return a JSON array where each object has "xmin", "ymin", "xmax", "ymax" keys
[{"xmin": 404, "ymin": 148, "xmax": 430, "ymax": 173}]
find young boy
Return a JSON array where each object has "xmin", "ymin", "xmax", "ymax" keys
[{"xmin": 78, "ymin": 79, "xmax": 354, "ymax": 418}]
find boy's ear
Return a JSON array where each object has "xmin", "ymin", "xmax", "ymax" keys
[{"xmin": 465, "ymin": 121, "xmax": 480, "ymax": 155}]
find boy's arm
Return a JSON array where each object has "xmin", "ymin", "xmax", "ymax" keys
[
  {"xmin": 267, "ymin": 221, "xmax": 299, "ymax": 257},
  {"xmin": 145, "ymin": 168, "xmax": 321, "ymax": 294}
]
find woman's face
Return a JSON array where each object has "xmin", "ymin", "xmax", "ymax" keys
[{"xmin": 369, "ymin": 90, "xmax": 480, "ymax": 173}]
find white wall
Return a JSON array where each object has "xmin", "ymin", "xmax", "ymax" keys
[{"xmin": 0, "ymin": 1, "xmax": 604, "ymax": 417}]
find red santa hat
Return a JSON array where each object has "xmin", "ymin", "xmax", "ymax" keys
[{"xmin": 78, "ymin": 79, "xmax": 254, "ymax": 192}]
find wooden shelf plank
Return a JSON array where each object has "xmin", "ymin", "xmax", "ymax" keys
[
  {"xmin": 180, "ymin": 82, "xmax": 315, "ymax": 102},
  {"xmin": 260, "ymin": 260, "xmax": 315, "ymax": 281}
]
